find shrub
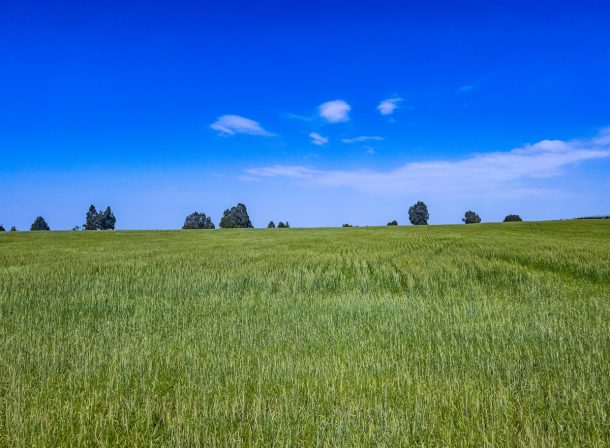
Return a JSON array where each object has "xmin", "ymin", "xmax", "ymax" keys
[
  {"xmin": 387, "ymin": 220, "xmax": 398, "ymax": 226},
  {"xmin": 504, "ymin": 214, "xmax": 523, "ymax": 222},
  {"xmin": 574, "ymin": 215, "xmax": 609, "ymax": 220},
  {"xmin": 267, "ymin": 221, "xmax": 276, "ymax": 228}
]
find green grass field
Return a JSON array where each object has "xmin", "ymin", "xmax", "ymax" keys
[{"xmin": 0, "ymin": 221, "xmax": 609, "ymax": 447}]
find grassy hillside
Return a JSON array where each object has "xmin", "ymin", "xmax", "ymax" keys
[{"xmin": 0, "ymin": 221, "xmax": 609, "ymax": 446}]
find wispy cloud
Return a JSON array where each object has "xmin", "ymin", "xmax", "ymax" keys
[
  {"xmin": 341, "ymin": 136, "xmax": 384, "ymax": 144},
  {"xmin": 284, "ymin": 112, "xmax": 313, "ymax": 122},
  {"xmin": 377, "ymin": 97, "xmax": 402, "ymax": 115},
  {"xmin": 245, "ymin": 129, "xmax": 610, "ymax": 197},
  {"xmin": 211, "ymin": 115, "xmax": 275, "ymax": 136},
  {"xmin": 319, "ymin": 100, "xmax": 351, "ymax": 123},
  {"xmin": 309, "ymin": 132, "xmax": 329, "ymax": 145},
  {"xmin": 456, "ymin": 84, "xmax": 475, "ymax": 94}
]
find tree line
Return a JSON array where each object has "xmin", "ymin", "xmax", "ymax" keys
[{"xmin": 1, "ymin": 200, "xmax": 525, "ymax": 232}]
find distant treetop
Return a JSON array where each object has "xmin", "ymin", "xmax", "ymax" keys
[
  {"xmin": 220, "ymin": 203, "xmax": 253, "ymax": 228},
  {"xmin": 387, "ymin": 220, "xmax": 398, "ymax": 226},
  {"xmin": 267, "ymin": 221, "xmax": 276, "ymax": 228},
  {"xmin": 183, "ymin": 212, "xmax": 215, "ymax": 229},
  {"xmin": 409, "ymin": 201, "xmax": 429, "ymax": 225},
  {"xmin": 30, "ymin": 216, "xmax": 50, "ymax": 231},
  {"xmin": 84, "ymin": 205, "xmax": 116, "ymax": 230},
  {"xmin": 463, "ymin": 210, "xmax": 481, "ymax": 224},
  {"xmin": 503, "ymin": 214, "xmax": 523, "ymax": 222}
]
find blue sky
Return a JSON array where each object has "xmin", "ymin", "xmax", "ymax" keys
[{"xmin": 1, "ymin": 0, "xmax": 610, "ymax": 229}]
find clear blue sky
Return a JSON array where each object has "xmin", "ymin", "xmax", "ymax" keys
[{"xmin": 1, "ymin": 0, "xmax": 609, "ymax": 229}]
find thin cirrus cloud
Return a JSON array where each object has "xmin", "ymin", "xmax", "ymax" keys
[
  {"xmin": 319, "ymin": 100, "xmax": 351, "ymax": 123},
  {"xmin": 244, "ymin": 128, "xmax": 610, "ymax": 198},
  {"xmin": 377, "ymin": 97, "xmax": 402, "ymax": 115},
  {"xmin": 309, "ymin": 132, "xmax": 329, "ymax": 145},
  {"xmin": 456, "ymin": 84, "xmax": 475, "ymax": 94},
  {"xmin": 210, "ymin": 114, "xmax": 275, "ymax": 136},
  {"xmin": 341, "ymin": 136, "xmax": 384, "ymax": 144}
]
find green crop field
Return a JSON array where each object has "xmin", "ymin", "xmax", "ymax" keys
[{"xmin": 0, "ymin": 220, "xmax": 609, "ymax": 447}]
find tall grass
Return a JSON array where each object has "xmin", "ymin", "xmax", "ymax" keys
[{"xmin": 0, "ymin": 221, "xmax": 608, "ymax": 446}]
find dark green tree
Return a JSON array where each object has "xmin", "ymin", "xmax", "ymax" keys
[
  {"xmin": 84, "ymin": 205, "xmax": 116, "ymax": 230},
  {"xmin": 30, "ymin": 216, "xmax": 50, "ymax": 231},
  {"xmin": 463, "ymin": 210, "xmax": 481, "ymax": 224},
  {"xmin": 285, "ymin": 221, "xmax": 290, "ymax": 228},
  {"xmin": 0, "ymin": 225, "xmax": 5, "ymax": 232},
  {"xmin": 408, "ymin": 201, "xmax": 429, "ymax": 225},
  {"xmin": 183, "ymin": 212, "xmax": 215, "ymax": 229},
  {"xmin": 219, "ymin": 203, "xmax": 253, "ymax": 228},
  {"xmin": 503, "ymin": 214, "xmax": 523, "ymax": 222},
  {"xmin": 277, "ymin": 221, "xmax": 286, "ymax": 228},
  {"xmin": 10, "ymin": 226, "xmax": 16, "ymax": 232},
  {"xmin": 100, "ymin": 207, "xmax": 116, "ymax": 230},
  {"xmin": 342, "ymin": 223, "xmax": 353, "ymax": 227},
  {"xmin": 84, "ymin": 205, "xmax": 99, "ymax": 230},
  {"xmin": 387, "ymin": 220, "xmax": 398, "ymax": 226},
  {"xmin": 267, "ymin": 221, "xmax": 276, "ymax": 228}
]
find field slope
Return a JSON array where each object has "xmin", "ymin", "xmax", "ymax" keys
[{"xmin": 0, "ymin": 221, "xmax": 609, "ymax": 446}]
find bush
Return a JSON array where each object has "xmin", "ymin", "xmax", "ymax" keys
[
  {"xmin": 574, "ymin": 215, "xmax": 609, "ymax": 220},
  {"xmin": 10, "ymin": 226, "xmax": 16, "ymax": 232},
  {"xmin": 387, "ymin": 220, "xmax": 398, "ymax": 226},
  {"xmin": 503, "ymin": 214, "xmax": 523, "ymax": 222},
  {"xmin": 409, "ymin": 201, "xmax": 429, "ymax": 225},
  {"xmin": 30, "ymin": 216, "xmax": 50, "ymax": 231},
  {"xmin": 267, "ymin": 221, "xmax": 276, "ymax": 228},
  {"xmin": 0, "ymin": 225, "xmax": 4, "ymax": 232},
  {"xmin": 277, "ymin": 222, "xmax": 286, "ymax": 228},
  {"xmin": 342, "ymin": 223, "xmax": 353, "ymax": 227},
  {"xmin": 183, "ymin": 212, "xmax": 215, "ymax": 229},
  {"xmin": 463, "ymin": 210, "xmax": 481, "ymax": 224}
]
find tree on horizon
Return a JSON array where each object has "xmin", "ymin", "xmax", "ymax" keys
[
  {"xmin": 220, "ymin": 203, "xmax": 253, "ymax": 228},
  {"xmin": 504, "ymin": 214, "xmax": 523, "ymax": 222},
  {"xmin": 463, "ymin": 210, "xmax": 481, "ymax": 224},
  {"xmin": 183, "ymin": 212, "xmax": 215, "ymax": 229},
  {"xmin": 30, "ymin": 216, "xmax": 50, "ymax": 231},
  {"xmin": 409, "ymin": 201, "xmax": 429, "ymax": 225},
  {"xmin": 84, "ymin": 205, "xmax": 117, "ymax": 230}
]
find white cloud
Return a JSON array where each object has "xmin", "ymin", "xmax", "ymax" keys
[
  {"xmin": 309, "ymin": 132, "xmax": 329, "ymax": 145},
  {"xmin": 210, "ymin": 115, "xmax": 274, "ymax": 136},
  {"xmin": 244, "ymin": 130, "xmax": 610, "ymax": 198},
  {"xmin": 341, "ymin": 136, "xmax": 384, "ymax": 144},
  {"xmin": 377, "ymin": 98, "xmax": 402, "ymax": 115},
  {"xmin": 319, "ymin": 100, "xmax": 351, "ymax": 123}
]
